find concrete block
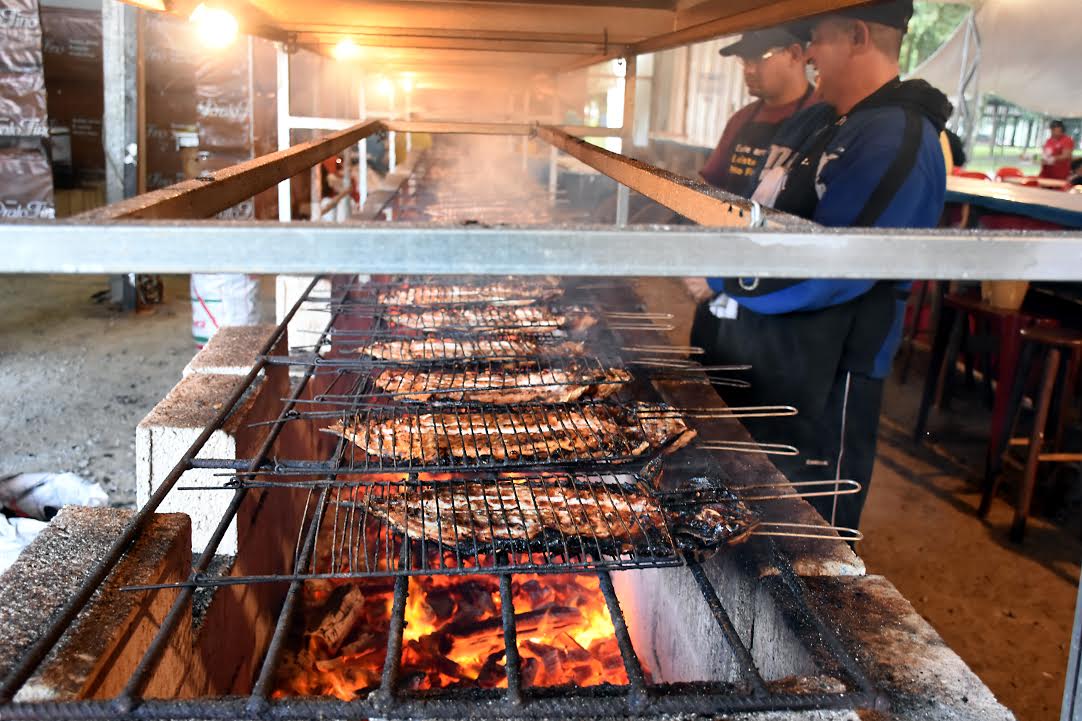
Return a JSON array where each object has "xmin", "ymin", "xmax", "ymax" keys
[
  {"xmin": 804, "ymin": 574, "xmax": 1016, "ymax": 721},
  {"xmin": 275, "ymin": 275, "xmax": 332, "ymax": 354},
  {"xmin": 136, "ymin": 373, "xmax": 278, "ymax": 555},
  {"xmin": 0, "ymin": 507, "xmax": 192, "ymax": 701},
  {"xmin": 182, "ymin": 324, "xmax": 283, "ymax": 377}
]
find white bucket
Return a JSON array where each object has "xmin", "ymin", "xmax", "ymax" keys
[{"xmin": 190, "ymin": 273, "xmax": 260, "ymax": 346}]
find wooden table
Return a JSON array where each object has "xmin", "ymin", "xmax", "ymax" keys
[
  {"xmin": 946, "ymin": 176, "xmax": 1082, "ymax": 228},
  {"xmin": 1000, "ymin": 175, "xmax": 1069, "ymax": 190}
]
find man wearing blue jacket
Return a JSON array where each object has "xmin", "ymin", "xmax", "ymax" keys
[{"xmin": 691, "ymin": 0, "xmax": 951, "ymax": 531}]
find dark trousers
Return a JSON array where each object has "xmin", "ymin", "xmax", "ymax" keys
[{"xmin": 691, "ymin": 301, "xmax": 885, "ymax": 531}]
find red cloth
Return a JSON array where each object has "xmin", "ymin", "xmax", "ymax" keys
[
  {"xmin": 1039, "ymin": 134, "xmax": 1075, "ymax": 179},
  {"xmin": 700, "ymin": 90, "xmax": 816, "ymax": 189}
]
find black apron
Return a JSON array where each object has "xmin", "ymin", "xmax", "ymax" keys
[{"xmin": 717, "ymin": 86, "xmax": 815, "ymax": 198}]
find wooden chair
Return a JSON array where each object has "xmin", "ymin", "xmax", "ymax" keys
[{"xmin": 981, "ymin": 326, "xmax": 1082, "ymax": 542}]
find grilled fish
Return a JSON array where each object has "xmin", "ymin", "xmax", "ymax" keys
[
  {"xmin": 325, "ymin": 403, "xmax": 697, "ymax": 465},
  {"xmin": 361, "ymin": 475, "xmax": 758, "ymax": 558},
  {"xmin": 384, "ymin": 306, "xmax": 596, "ymax": 334},
  {"xmin": 370, "ymin": 366, "xmax": 632, "ymax": 403},
  {"xmin": 351, "ymin": 337, "xmax": 585, "ymax": 362},
  {"xmin": 376, "ymin": 283, "xmax": 563, "ymax": 307}
]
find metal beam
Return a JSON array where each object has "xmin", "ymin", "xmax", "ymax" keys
[
  {"xmin": 384, "ymin": 120, "xmax": 534, "ymax": 136},
  {"xmin": 299, "ymin": 33, "xmax": 615, "ymax": 55},
  {"xmin": 536, "ymin": 125, "xmax": 783, "ymax": 228},
  {"xmin": 381, "ymin": 120, "xmax": 624, "ymax": 138},
  {"xmin": 4, "ymin": 221, "xmax": 1082, "ymax": 280},
  {"xmin": 78, "ymin": 120, "xmax": 383, "ymax": 220}
]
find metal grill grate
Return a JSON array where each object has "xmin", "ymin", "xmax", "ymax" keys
[
  {"xmin": 319, "ymin": 400, "xmax": 699, "ymax": 473},
  {"xmin": 335, "ymin": 331, "xmax": 595, "ymax": 365},
  {"xmin": 279, "ymin": 468, "xmax": 758, "ymax": 578}
]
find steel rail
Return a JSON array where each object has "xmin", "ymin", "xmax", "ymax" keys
[
  {"xmin": 76, "ymin": 120, "xmax": 383, "ymax": 220},
  {"xmin": 4, "ymin": 220, "xmax": 1082, "ymax": 280},
  {"xmin": 536, "ymin": 125, "xmax": 779, "ymax": 228}
]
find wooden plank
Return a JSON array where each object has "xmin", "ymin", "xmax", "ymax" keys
[
  {"xmin": 632, "ymin": 0, "xmax": 871, "ymax": 55},
  {"xmin": 78, "ymin": 120, "xmax": 382, "ymax": 220},
  {"xmin": 537, "ymin": 125, "xmax": 763, "ymax": 227}
]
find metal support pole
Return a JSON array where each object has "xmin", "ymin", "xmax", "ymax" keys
[
  {"xmin": 389, "ymin": 131, "xmax": 397, "ymax": 173},
  {"xmin": 340, "ymin": 145, "xmax": 352, "ymax": 219},
  {"xmin": 1063, "ymin": 570, "xmax": 1082, "ymax": 720},
  {"xmin": 548, "ymin": 146, "xmax": 558, "ymax": 204},
  {"xmin": 358, "ymin": 80, "xmax": 368, "ymax": 208},
  {"xmin": 615, "ymin": 184, "xmax": 630, "ymax": 226},
  {"xmin": 276, "ymin": 43, "xmax": 291, "ymax": 221},
  {"xmin": 405, "ymin": 89, "xmax": 412, "ymax": 154},
  {"xmin": 102, "ymin": 0, "xmax": 138, "ymax": 308},
  {"xmin": 548, "ymin": 85, "xmax": 559, "ymax": 203},
  {"xmin": 622, "ymin": 54, "xmax": 637, "ymax": 153}
]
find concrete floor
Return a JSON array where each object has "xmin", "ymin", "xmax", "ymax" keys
[{"xmin": 0, "ymin": 274, "xmax": 1077, "ymax": 720}]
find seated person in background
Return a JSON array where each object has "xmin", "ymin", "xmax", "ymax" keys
[{"xmin": 1039, "ymin": 120, "xmax": 1075, "ymax": 180}]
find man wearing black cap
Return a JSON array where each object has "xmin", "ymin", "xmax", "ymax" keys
[
  {"xmin": 695, "ymin": 0, "xmax": 952, "ymax": 533},
  {"xmin": 699, "ymin": 28, "xmax": 816, "ymax": 198}
]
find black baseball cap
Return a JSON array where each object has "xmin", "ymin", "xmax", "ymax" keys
[
  {"xmin": 719, "ymin": 27, "xmax": 804, "ymax": 58},
  {"xmin": 791, "ymin": 0, "xmax": 914, "ymax": 40}
]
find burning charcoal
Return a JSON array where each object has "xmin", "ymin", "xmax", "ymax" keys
[
  {"xmin": 516, "ymin": 579, "xmax": 556, "ymax": 608},
  {"xmin": 310, "ymin": 585, "xmax": 366, "ymax": 656},
  {"xmin": 520, "ymin": 656, "xmax": 541, "ymax": 687},
  {"xmin": 400, "ymin": 671, "xmax": 428, "ymax": 691},
  {"xmin": 425, "ymin": 586, "xmax": 456, "ymax": 621},
  {"xmin": 476, "ymin": 650, "xmax": 507, "ymax": 687},
  {"xmin": 455, "ymin": 579, "xmax": 498, "ymax": 622},
  {"xmin": 523, "ymin": 639, "xmax": 561, "ymax": 682},
  {"xmin": 559, "ymin": 632, "xmax": 592, "ymax": 663}
]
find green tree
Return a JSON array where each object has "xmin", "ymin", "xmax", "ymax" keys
[{"xmin": 900, "ymin": 2, "xmax": 972, "ymax": 75}]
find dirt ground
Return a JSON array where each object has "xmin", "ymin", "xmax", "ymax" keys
[
  {"xmin": 0, "ymin": 274, "xmax": 272, "ymax": 505},
  {"xmin": 0, "ymin": 274, "xmax": 1077, "ymax": 720}
]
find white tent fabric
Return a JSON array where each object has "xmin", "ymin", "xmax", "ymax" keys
[{"xmin": 911, "ymin": 0, "xmax": 1081, "ymax": 118}]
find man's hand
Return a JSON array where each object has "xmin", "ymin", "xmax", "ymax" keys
[{"xmin": 683, "ymin": 277, "xmax": 715, "ymax": 302}]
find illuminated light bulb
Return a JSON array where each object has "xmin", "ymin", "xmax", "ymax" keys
[
  {"xmin": 400, "ymin": 75, "xmax": 414, "ymax": 93},
  {"xmin": 189, "ymin": 3, "xmax": 238, "ymax": 49},
  {"xmin": 332, "ymin": 38, "xmax": 360, "ymax": 61},
  {"xmin": 377, "ymin": 77, "xmax": 395, "ymax": 97}
]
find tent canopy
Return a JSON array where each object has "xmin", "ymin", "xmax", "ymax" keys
[{"xmin": 912, "ymin": 0, "xmax": 1081, "ymax": 118}]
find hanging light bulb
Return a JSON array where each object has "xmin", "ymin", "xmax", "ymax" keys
[
  {"xmin": 189, "ymin": 3, "xmax": 238, "ymax": 49},
  {"xmin": 377, "ymin": 76, "xmax": 395, "ymax": 97},
  {"xmin": 332, "ymin": 38, "xmax": 361, "ymax": 61},
  {"xmin": 400, "ymin": 75, "xmax": 414, "ymax": 93}
]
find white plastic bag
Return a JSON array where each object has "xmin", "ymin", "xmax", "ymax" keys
[
  {"xmin": 190, "ymin": 273, "xmax": 261, "ymax": 346},
  {"xmin": 0, "ymin": 515, "xmax": 47, "ymax": 574},
  {"xmin": 0, "ymin": 472, "xmax": 110, "ymax": 520}
]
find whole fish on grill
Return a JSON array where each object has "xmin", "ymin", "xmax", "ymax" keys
[
  {"xmin": 376, "ymin": 282, "xmax": 563, "ymax": 307},
  {"xmin": 324, "ymin": 403, "xmax": 697, "ymax": 465},
  {"xmin": 360, "ymin": 475, "xmax": 758, "ymax": 560},
  {"xmin": 370, "ymin": 366, "xmax": 632, "ymax": 403},
  {"xmin": 384, "ymin": 305, "xmax": 597, "ymax": 334},
  {"xmin": 351, "ymin": 336, "xmax": 585, "ymax": 362}
]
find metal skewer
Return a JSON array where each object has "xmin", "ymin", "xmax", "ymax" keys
[
  {"xmin": 696, "ymin": 440, "xmax": 800, "ymax": 456},
  {"xmin": 753, "ymin": 522, "xmax": 862, "ymax": 542}
]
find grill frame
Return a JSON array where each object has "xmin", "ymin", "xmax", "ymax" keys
[{"xmin": 0, "ymin": 275, "xmax": 880, "ymax": 720}]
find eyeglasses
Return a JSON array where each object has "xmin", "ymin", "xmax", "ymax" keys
[{"xmin": 738, "ymin": 47, "xmax": 787, "ymax": 66}]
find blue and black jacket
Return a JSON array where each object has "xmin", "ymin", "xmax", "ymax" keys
[{"xmin": 708, "ymin": 79, "xmax": 951, "ymax": 379}]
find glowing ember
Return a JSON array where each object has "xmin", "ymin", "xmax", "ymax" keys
[{"xmin": 273, "ymin": 572, "xmax": 638, "ymax": 700}]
